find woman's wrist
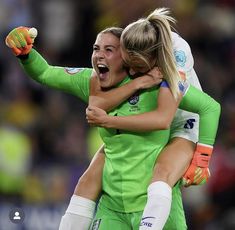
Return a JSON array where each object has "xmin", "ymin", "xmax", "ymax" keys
[{"xmin": 130, "ymin": 78, "xmax": 143, "ymax": 90}]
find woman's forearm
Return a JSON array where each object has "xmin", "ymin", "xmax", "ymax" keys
[
  {"xmin": 19, "ymin": 48, "xmax": 50, "ymax": 82},
  {"xmin": 89, "ymin": 78, "xmax": 140, "ymax": 112},
  {"xmin": 19, "ymin": 49, "xmax": 92, "ymax": 100},
  {"xmin": 89, "ymin": 70, "xmax": 163, "ymax": 112},
  {"xmin": 103, "ymin": 110, "xmax": 171, "ymax": 132},
  {"xmin": 87, "ymin": 87, "xmax": 179, "ymax": 132}
]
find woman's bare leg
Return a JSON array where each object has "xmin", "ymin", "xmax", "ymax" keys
[
  {"xmin": 59, "ymin": 145, "xmax": 105, "ymax": 230},
  {"xmin": 152, "ymin": 137, "xmax": 194, "ymax": 186},
  {"xmin": 74, "ymin": 145, "xmax": 105, "ymax": 200},
  {"xmin": 140, "ymin": 137, "xmax": 195, "ymax": 230}
]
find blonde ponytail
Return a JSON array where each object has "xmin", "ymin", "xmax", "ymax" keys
[
  {"xmin": 121, "ymin": 7, "xmax": 181, "ymax": 100},
  {"xmin": 147, "ymin": 8, "xmax": 180, "ymax": 99}
]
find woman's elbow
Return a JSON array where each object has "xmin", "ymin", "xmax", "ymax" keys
[
  {"xmin": 161, "ymin": 122, "xmax": 171, "ymax": 130},
  {"xmin": 89, "ymin": 97, "xmax": 105, "ymax": 109}
]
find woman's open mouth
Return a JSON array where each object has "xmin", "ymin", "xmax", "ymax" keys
[{"xmin": 97, "ymin": 64, "xmax": 109, "ymax": 80}]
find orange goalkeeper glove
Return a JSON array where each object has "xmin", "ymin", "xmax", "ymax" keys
[
  {"xmin": 182, "ymin": 143, "xmax": 213, "ymax": 187},
  {"xmin": 5, "ymin": 27, "xmax": 37, "ymax": 56}
]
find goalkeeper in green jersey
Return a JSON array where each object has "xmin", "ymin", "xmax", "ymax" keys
[{"xmin": 6, "ymin": 19, "xmax": 220, "ymax": 230}]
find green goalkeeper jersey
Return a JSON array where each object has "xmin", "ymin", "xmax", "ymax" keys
[
  {"xmin": 19, "ymin": 49, "xmax": 220, "ymax": 213},
  {"xmin": 98, "ymin": 78, "xmax": 170, "ymax": 212}
]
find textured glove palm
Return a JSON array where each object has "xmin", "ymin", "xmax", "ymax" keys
[
  {"xmin": 5, "ymin": 27, "xmax": 35, "ymax": 56},
  {"xmin": 182, "ymin": 143, "xmax": 213, "ymax": 187}
]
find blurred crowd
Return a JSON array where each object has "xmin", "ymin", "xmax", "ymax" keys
[{"xmin": 0, "ymin": 0, "xmax": 234, "ymax": 229}]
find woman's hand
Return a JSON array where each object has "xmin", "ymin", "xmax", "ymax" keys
[
  {"xmin": 5, "ymin": 27, "xmax": 37, "ymax": 56},
  {"xmin": 86, "ymin": 105, "xmax": 109, "ymax": 127}
]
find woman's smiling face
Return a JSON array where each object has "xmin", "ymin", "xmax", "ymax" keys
[{"xmin": 92, "ymin": 32, "xmax": 127, "ymax": 88}]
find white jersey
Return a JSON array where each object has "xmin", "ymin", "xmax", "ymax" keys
[{"xmin": 170, "ymin": 32, "xmax": 201, "ymax": 143}]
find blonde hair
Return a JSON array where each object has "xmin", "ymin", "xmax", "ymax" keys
[
  {"xmin": 99, "ymin": 27, "xmax": 123, "ymax": 39},
  {"xmin": 121, "ymin": 8, "xmax": 181, "ymax": 100}
]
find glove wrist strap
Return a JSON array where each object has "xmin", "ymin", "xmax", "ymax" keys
[{"xmin": 192, "ymin": 143, "xmax": 213, "ymax": 167}]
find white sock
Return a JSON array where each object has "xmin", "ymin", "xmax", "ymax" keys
[
  {"xmin": 139, "ymin": 181, "xmax": 172, "ymax": 230},
  {"xmin": 59, "ymin": 195, "xmax": 96, "ymax": 230}
]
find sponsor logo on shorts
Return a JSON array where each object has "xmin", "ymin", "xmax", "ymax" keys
[
  {"xmin": 184, "ymin": 118, "xmax": 196, "ymax": 129},
  {"xmin": 174, "ymin": 50, "xmax": 186, "ymax": 67},
  {"xmin": 140, "ymin": 216, "xmax": 155, "ymax": 228},
  {"xmin": 91, "ymin": 219, "xmax": 101, "ymax": 230},
  {"xmin": 64, "ymin": 67, "xmax": 84, "ymax": 75}
]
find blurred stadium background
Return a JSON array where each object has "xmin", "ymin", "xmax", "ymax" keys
[{"xmin": 0, "ymin": 0, "xmax": 235, "ymax": 229}]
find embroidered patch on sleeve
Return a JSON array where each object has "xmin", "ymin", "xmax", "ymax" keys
[
  {"xmin": 64, "ymin": 67, "xmax": 84, "ymax": 75},
  {"xmin": 174, "ymin": 50, "xmax": 186, "ymax": 67}
]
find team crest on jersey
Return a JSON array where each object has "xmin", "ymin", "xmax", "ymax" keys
[
  {"xmin": 64, "ymin": 67, "xmax": 84, "ymax": 75},
  {"xmin": 174, "ymin": 50, "xmax": 186, "ymax": 67},
  {"xmin": 128, "ymin": 92, "xmax": 139, "ymax": 105}
]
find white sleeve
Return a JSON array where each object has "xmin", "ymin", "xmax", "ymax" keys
[
  {"xmin": 172, "ymin": 32, "xmax": 194, "ymax": 73},
  {"xmin": 170, "ymin": 32, "xmax": 201, "ymax": 143},
  {"xmin": 172, "ymin": 32, "xmax": 202, "ymax": 90}
]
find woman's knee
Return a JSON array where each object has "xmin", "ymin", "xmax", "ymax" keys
[{"xmin": 152, "ymin": 162, "xmax": 173, "ymax": 183}]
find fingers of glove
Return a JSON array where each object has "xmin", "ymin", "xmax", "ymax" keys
[
  {"xmin": 182, "ymin": 166, "xmax": 202, "ymax": 187},
  {"xmin": 10, "ymin": 29, "xmax": 27, "ymax": 48},
  {"xmin": 20, "ymin": 44, "xmax": 33, "ymax": 55},
  {"xmin": 182, "ymin": 164, "xmax": 211, "ymax": 187},
  {"xmin": 182, "ymin": 169, "xmax": 195, "ymax": 187},
  {"xmin": 183, "ymin": 164, "xmax": 197, "ymax": 180},
  {"xmin": 193, "ymin": 167, "xmax": 203, "ymax": 181},
  {"xmin": 194, "ymin": 174, "xmax": 205, "ymax": 185},
  {"xmin": 182, "ymin": 169, "xmax": 210, "ymax": 187},
  {"xmin": 5, "ymin": 37, "xmax": 16, "ymax": 48},
  {"xmin": 182, "ymin": 176, "xmax": 203, "ymax": 187},
  {"xmin": 193, "ymin": 168, "xmax": 210, "ymax": 185},
  {"xmin": 15, "ymin": 28, "xmax": 33, "ymax": 47},
  {"xmin": 6, "ymin": 38, "xmax": 32, "ymax": 56},
  {"xmin": 6, "ymin": 27, "xmax": 32, "ymax": 48},
  {"xmin": 6, "ymin": 39, "xmax": 22, "ymax": 55},
  {"xmin": 182, "ymin": 178, "xmax": 192, "ymax": 187},
  {"xmin": 22, "ymin": 27, "xmax": 33, "ymax": 41},
  {"xmin": 11, "ymin": 47, "xmax": 23, "ymax": 56},
  {"xmin": 6, "ymin": 34, "xmax": 25, "ymax": 51},
  {"xmin": 187, "ymin": 177, "xmax": 206, "ymax": 187},
  {"xmin": 182, "ymin": 179, "xmax": 190, "ymax": 187},
  {"xmin": 201, "ymin": 168, "xmax": 210, "ymax": 183},
  {"xmin": 194, "ymin": 174, "xmax": 207, "ymax": 185},
  {"xmin": 199, "ymin": 168, "xmax": 210, "ymax": 181}
]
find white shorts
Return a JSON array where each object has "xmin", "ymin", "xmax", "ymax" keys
[{"xmin": 170, "ymin": 108, "xmax": 199, "ymax": 143}]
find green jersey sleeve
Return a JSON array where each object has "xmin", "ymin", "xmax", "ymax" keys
[
  {"xmin": 18, "ymin": 49, "xmax": 92, "ymax": 102},
  {"xmin": 179, "ymin": 85, "xmax": 221, "ymax": 145}
]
